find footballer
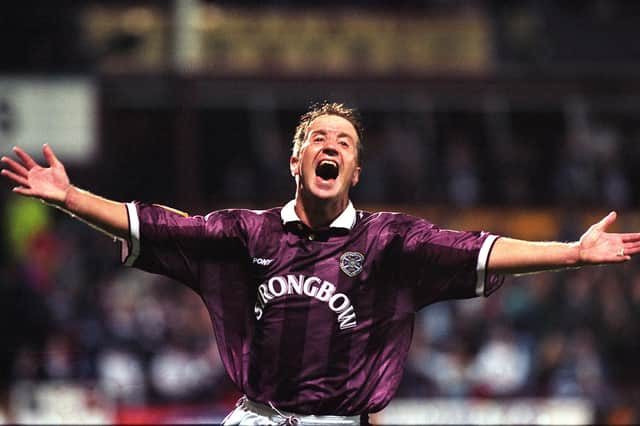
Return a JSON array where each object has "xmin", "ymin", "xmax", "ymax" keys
[{"xmin": 3, "ymin": 103, "xmax": 640, "ymax": 425}]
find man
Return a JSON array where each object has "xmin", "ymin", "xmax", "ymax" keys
[{"xmin": 2, "ymin": 102, "xmax": 640, "ymax": 425}]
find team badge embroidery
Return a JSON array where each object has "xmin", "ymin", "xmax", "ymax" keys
[{"xmin": 340, "ymin": 251, "xmax": 365, "ymax": 277}]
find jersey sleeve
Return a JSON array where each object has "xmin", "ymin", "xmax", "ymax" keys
[
  {"xmin": 390, "ymin": 217, "xmax": 504, "ymax": 310},
  {"xmin": 120, "ymin": 202, "xmax": 248, "ymax": 291}
]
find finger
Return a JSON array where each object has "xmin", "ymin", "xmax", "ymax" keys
[
  {"xmin": 622, "ymin": 233, "xmax": 640, "ymax": 243},
  {"xmin": 12, "ymin": 147, "xmax": 38, "ymax": 169},
  {"xmin": 1, "ymin": 169, "xmax": 30, "ymax": 187},
  {"xmin": 623, "ymin": 242, "xmax": 640, "ymax": 253},
  {"xmin": 1, "ymin": 156, "xmax": 29, "ymax": 176},
  {"xmin": 612, "ymin": 256, "xmax": 631, "ymax": 263},
  {"xmin": 12, "ymin": 186, "xmax": 35, "ymax": 197},
  {"xmin": 593, "ymin": 211, "xmax": 617, "ymax": 231},
  {"xmin": 608, "ymin": 249, "xmax": 631, "ymax": 262},
  {"xmin": 622, "ymin": 246, "xmax": 640, "ymax": 257},
  {"xmin": 42, "ymin": 144, "xmax": 62, "ymax": 167}
]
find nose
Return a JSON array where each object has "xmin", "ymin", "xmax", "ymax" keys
[{"xmin": 322, "ymin": 139, "xmax": 339, "ymax": 156}]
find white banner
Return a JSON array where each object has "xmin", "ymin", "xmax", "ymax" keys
[
  {"xmin": 0, "ymin": 77, "xmax": 97, "ymax": 163},
  {"xmin": 373, "ymin": 398, "xmax": 593, "ymax": 425}
]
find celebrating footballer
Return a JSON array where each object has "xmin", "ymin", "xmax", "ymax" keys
[{"xmin": 3, "ymin": 102, "xmax": 640, "ymax": 425}]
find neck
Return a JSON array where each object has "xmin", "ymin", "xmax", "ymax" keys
[{"xmin": 294, "ymin": 191, "xmax": 348, "ymax": 229}]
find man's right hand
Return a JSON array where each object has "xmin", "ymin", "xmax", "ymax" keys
[
  {"xmin": 1, "ymin": 144, "xmax": 71, "ymax": 205},
  {"xmin": 2, "ymin": 143, "xmax": 129, "ymax": 240}
]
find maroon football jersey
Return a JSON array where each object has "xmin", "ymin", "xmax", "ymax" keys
[{"xmin": 122, "ymin": 200, "xmax": 503, "ymax": 415}]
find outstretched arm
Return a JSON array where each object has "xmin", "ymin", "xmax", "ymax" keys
[
  {"xmin": 488, "ymin": 211, "xmax": 640, "ymax": 275},
  {"xmin": 1, "ymin": 144, "xmax": 129, "ymax": 240}
]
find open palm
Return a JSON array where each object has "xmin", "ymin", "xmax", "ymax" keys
[
  {"xmin": 578, "ymin": 211, "xmax": 640, "ymax": 264},
  {"xmin": 1, "ymin": 144, "xmax": 70, "ymax": 205}
]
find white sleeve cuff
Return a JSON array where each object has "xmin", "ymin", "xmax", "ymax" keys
[
  {"xmin": 121, "ymin": 202, "xmax": 140, "ymax": 267},
  {"xmin": 476, "ymin": 235, "xmax": 499, "ymax": 296}
]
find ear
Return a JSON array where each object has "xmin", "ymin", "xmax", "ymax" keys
[
  {"xmin": 351, "ymin": 166, "xmax": 361, "ymax": 187},
  {"xmin": 290, "ymin": 155, "xmax": 300, "ymax": 177}
]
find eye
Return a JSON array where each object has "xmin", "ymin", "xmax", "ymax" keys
[
  {"xmin": 313, "ymin": 136, "xmax": 325, "ymax": 143},
  {"xmin": 339, "ymin": 140, "xmax": 350, "ymax": 148}
]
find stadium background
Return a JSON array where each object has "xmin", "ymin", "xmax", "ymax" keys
[{"xmin": 2, "ymin": 0, "xmax": 640, "ymax": 423}]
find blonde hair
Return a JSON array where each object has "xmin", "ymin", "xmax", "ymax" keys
[{"xmin": 292, "ymin": 102, "xmax": 363, "ymax": 162}]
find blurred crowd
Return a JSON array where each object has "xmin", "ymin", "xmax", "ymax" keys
[
  {"xmin": 199, "ymin": 106, "xmax": 640, "ymax": 210},
  {"xmin": 3, "ymin": 92, "xmax": 640, "ymax": 425},
  {"xmin": 3, "ymin": 0, "xmax": 640, "ymax": 424},
  {"xmin": 2, "ymin": 187, "xmax": 640, "ymax": 424},
  {"xmin": 400, "ymin": 263, "xmax": 640, "ymax": 423},
  {"xmin": 0, "ymin": 211, "xmax": 237, "ymax": 411}
]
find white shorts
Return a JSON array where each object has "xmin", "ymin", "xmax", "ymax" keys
[{"xmin": 222, "ymin": 396, "xmax": 361, "ymax": 425}]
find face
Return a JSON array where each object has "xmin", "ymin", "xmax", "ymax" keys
[{"xmin": 290, "ymin": 114, "xmax": 361, "ymax": 202}]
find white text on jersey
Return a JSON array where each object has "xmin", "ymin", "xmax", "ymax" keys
[
  {"xmin": 252, "ymin": 257, "xmax": 274, "ymax": 266},
  {"xmin": 253, "ymin": 274, "xmax": 357, "ymax": 330}
]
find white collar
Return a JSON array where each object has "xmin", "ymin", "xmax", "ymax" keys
[{"xmin": 281, "ymin": 199, "xmax": 356, "ymax": 230}]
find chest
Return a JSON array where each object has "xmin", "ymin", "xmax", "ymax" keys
[{"xmin": 247, "ymin": 232, "xmax": 373, "ymax": 286}]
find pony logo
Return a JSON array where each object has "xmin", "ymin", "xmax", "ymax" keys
[{"xmin": 339, "ymin": 251, "xmax": 365, "ymax": 277}]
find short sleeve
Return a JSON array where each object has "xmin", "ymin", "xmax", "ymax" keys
[
  {"xmin": 389, "ymin": 217, "xmax": 504, "ymax": 310},
  {"xmin": 121, "ymin": 202, "xmax": 248, "ymax": 291}
]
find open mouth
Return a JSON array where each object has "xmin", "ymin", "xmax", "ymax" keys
[{"xmin": 316, "ymin": 160, "xmax": 339, "ymax": 181}]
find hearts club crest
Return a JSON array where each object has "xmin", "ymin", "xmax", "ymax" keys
[{"xmin": 340, "ymin": 251, "xmax": 365, "ymax": 277}]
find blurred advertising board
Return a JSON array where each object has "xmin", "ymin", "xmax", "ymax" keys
[
  {"xmin": 82, "ymin": 4, "xmax": 494, "ymax": 76},
  {"xmin": 373, "ymin": 397, "xmax": 593, "ymax": 425},
  {"xmin": 10, "ymin": 381, "xmax": 112, "ymax": 424}
]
